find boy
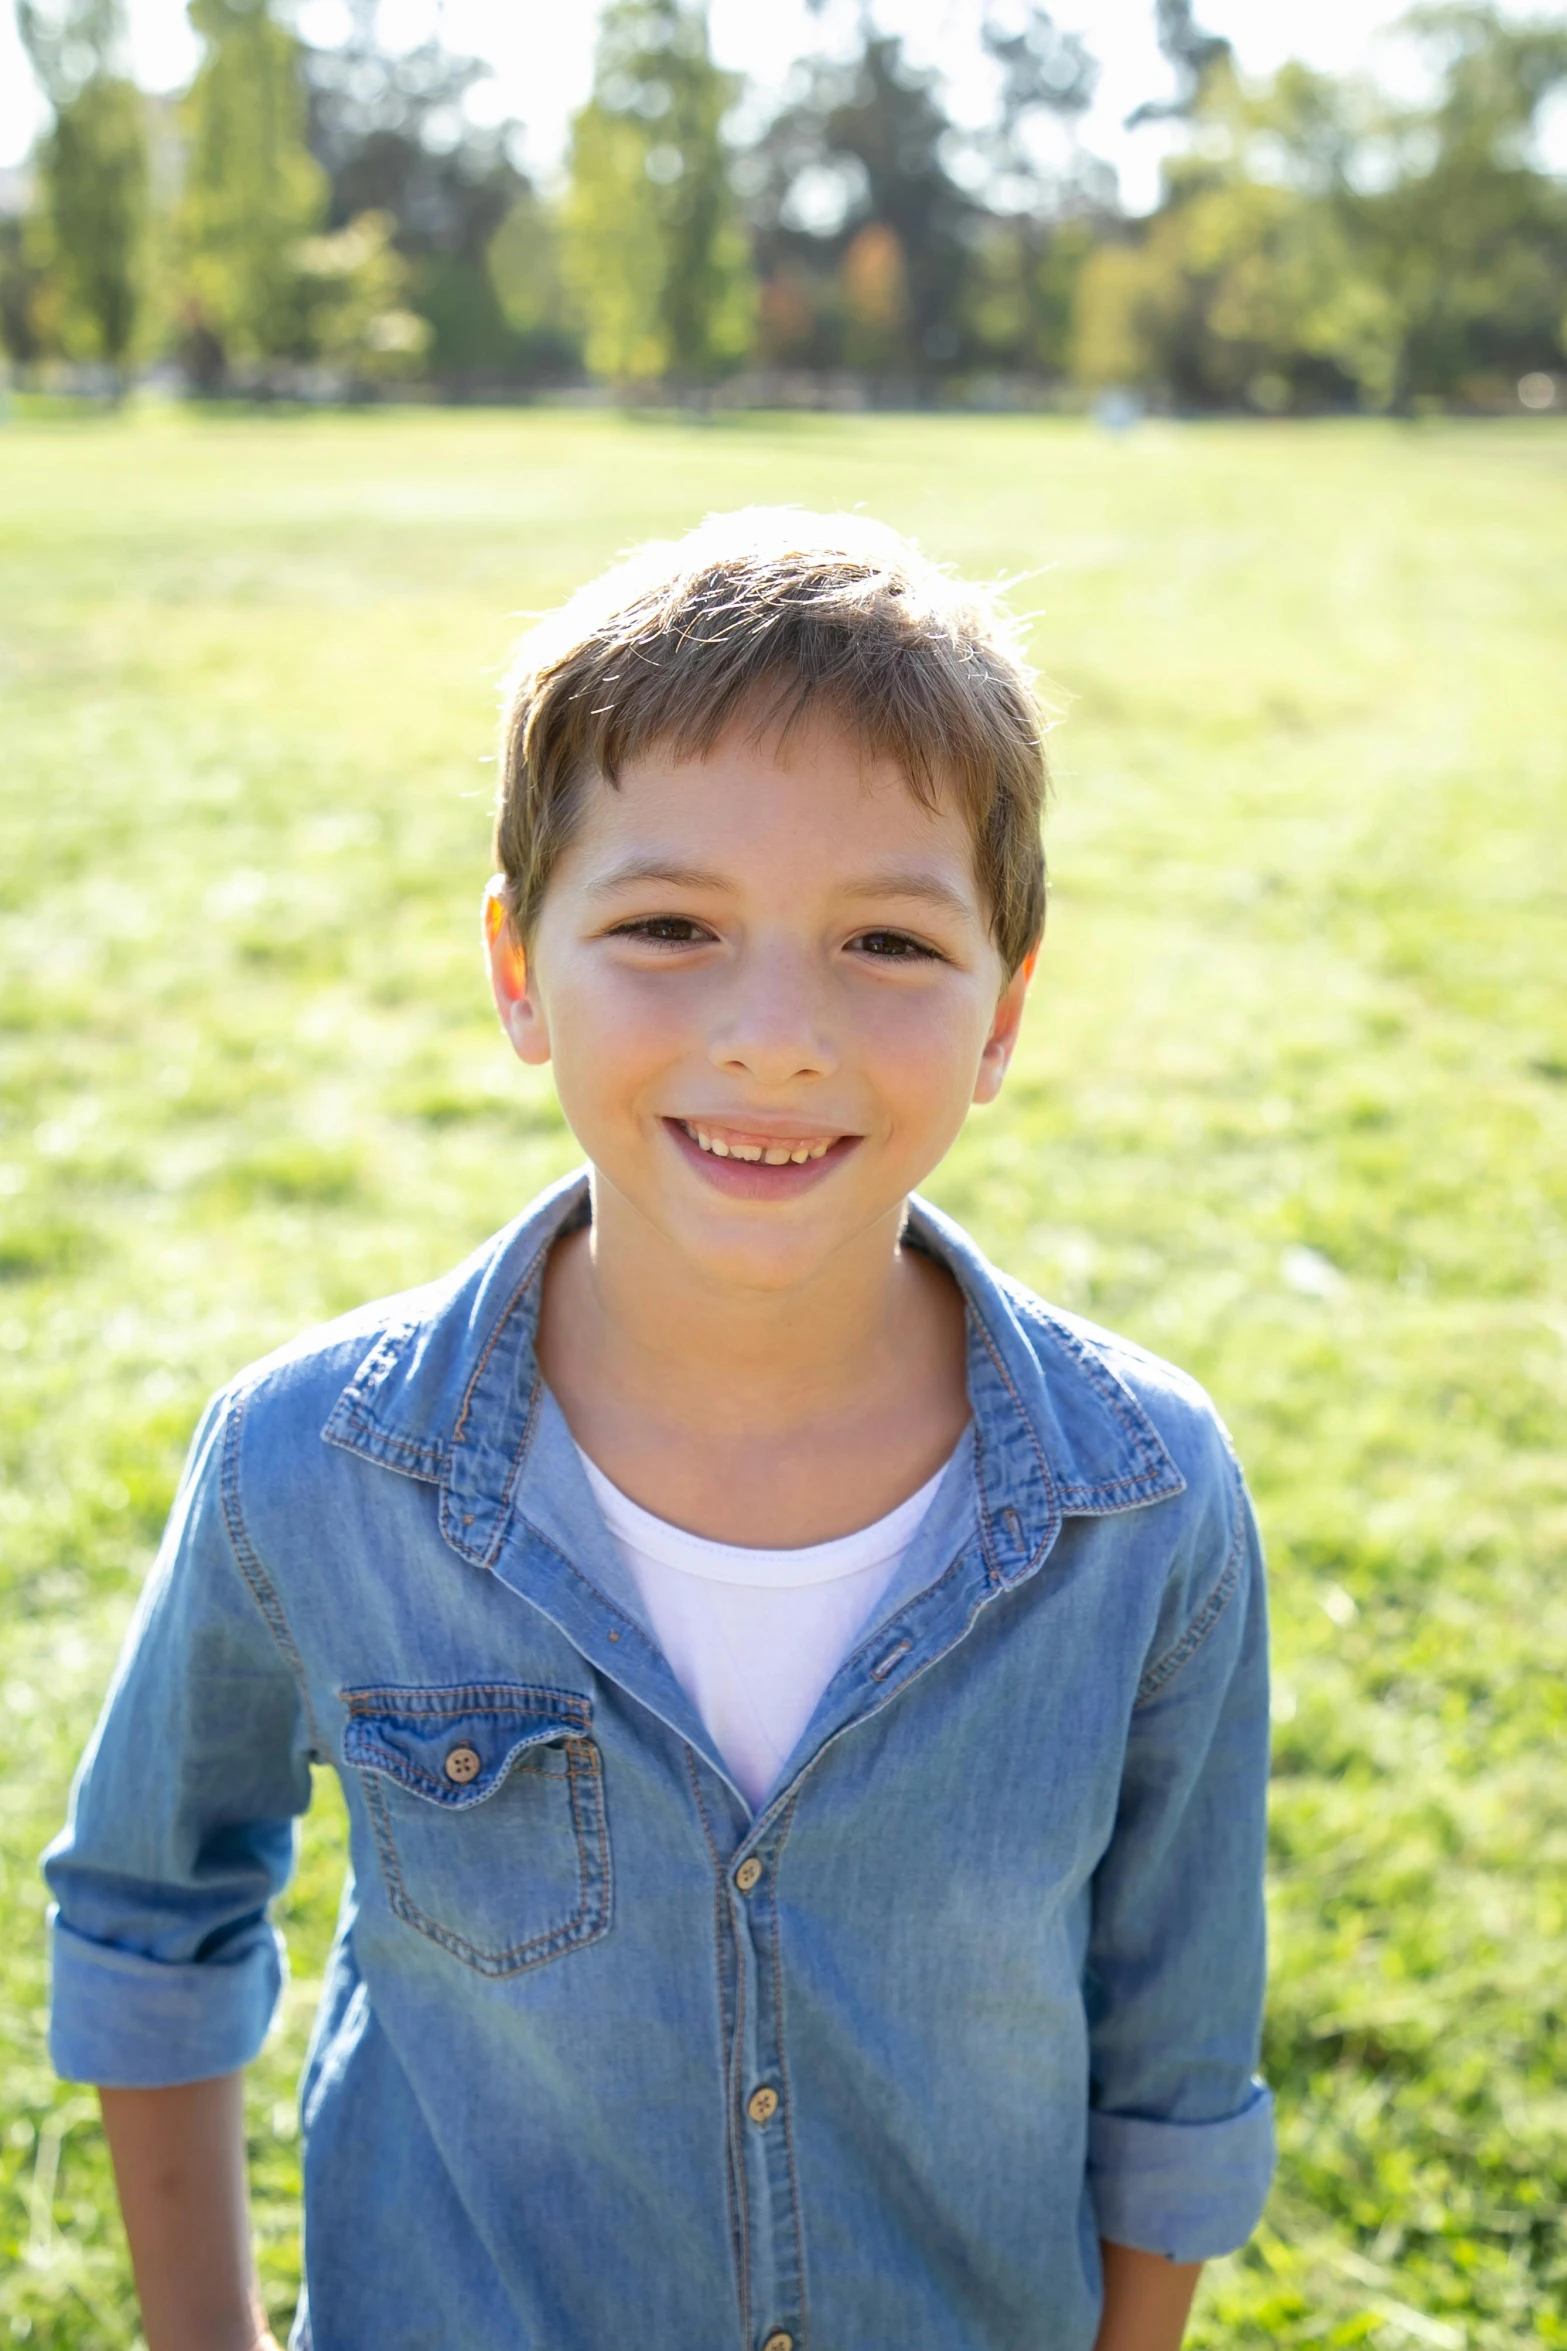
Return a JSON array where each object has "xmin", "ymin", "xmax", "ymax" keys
[{"xmin": 46, "ymin": 510, "xmax": 1273, "ymax": 2351}]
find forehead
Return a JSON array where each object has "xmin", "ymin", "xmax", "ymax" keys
[{"xmin": 558, "ymin": 715, "xmax": 985, "ymax": 904}]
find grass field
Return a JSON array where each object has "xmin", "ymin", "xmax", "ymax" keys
[{"xmin": 1, "ymin": 403, "xmax": 1564, "ymax": 2347}]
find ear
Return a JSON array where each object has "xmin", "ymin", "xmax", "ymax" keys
[
  {"xmin": 972, "ymin": 946, "xmax": 1036, "ymax": 1106},
  {"xmin": 483, "ymin": 879, "xmax": 552, "ymax": 1067}
]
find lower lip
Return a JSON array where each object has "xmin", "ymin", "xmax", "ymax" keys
[{"xmin": 663, "ymin": 1119, "xmax": 859, "ymax": 1200}]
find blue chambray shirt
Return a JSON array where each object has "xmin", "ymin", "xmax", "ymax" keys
[{"xmin": 46, "ymin": 1171, "xmax": 1274, "ymax": 2351}]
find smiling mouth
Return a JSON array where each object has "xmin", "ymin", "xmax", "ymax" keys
[{"xmin": 677, "ymin": 1118, "xmax": 844, "ymax": 1165}]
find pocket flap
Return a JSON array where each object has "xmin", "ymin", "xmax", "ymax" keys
[{"xmin": 341, "ymin": 1682, "xmax": 592, "ymax": 1810}]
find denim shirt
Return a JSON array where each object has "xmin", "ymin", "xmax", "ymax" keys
[{"xmin": 46, "ymin": 1171, "xmax": 1274, "ymax": 2351}]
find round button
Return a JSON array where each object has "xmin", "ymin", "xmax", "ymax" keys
[
  {"xmin": 734, "ymin": 1857, "xmax": 763, "ymax": 1893},
  {"xmin": 762, "ymin": 2333, "xmax": 794, "ymax": 2351},
  {"xmin": 444, "ymin": 1743, "xmax": 482, "ymax": 1784},
  {"xmin": 747, "ymin": 2086, "xmax": 779, "ymax": 2126}
]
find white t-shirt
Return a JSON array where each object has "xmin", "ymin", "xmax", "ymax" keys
[{"xmin": 578, "ymin": 1447, "xmax": 952, "ymax": 1812}]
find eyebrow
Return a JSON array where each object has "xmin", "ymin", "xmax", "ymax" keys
[
  {"xmin": 586, "ymin": 856, "xmax": 732, "ymax": 898},
  {"xmin": 585, "ymin": 855, "xmax": 977, "ymax": 921},
  {"xmin": 838, "ymin": 868, "xmax": 977, "ymax": 920}
]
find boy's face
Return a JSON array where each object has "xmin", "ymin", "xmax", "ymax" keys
[{"xmin": 487, "ymin": 715, "xmax": 1032, "ymax": 1294}]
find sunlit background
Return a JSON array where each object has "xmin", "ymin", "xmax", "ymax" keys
[
  {"xmin": 8, "ymin": 0, "xmax": 1563, "ymax": 207},
  {"xmin": 1, "ymin": 2, "xmax": 1565, "ymax": 2346},
  {"xmin": 3, "ymin": 0, "xmax": 1565, "ymax": 407}
]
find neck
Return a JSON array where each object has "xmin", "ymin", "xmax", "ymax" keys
[{"xmin": 548, "ymin": 1174, "xmax": 930, "ymax": 1440}]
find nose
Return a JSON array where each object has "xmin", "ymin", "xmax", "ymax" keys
[{"xmin": 705, "ymin": 936, "xmax": 840, "ymax": 1086}]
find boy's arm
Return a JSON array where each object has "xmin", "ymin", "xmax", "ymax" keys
[
  {"xmin": 43, "ymin": 1390, "xmax": 315, "ymax": 2321},
  {"xmin": 99, "ymin": 2075, "xmax": 278, "ymax": 2351},
  {"xmin": 1094, "ymin": 2243, "xmax": 1201, "ymax": 2351},
  {"xmin": 45, "ymin": 1388, "xmax": 314, "ymax": 2091},
  {"xmin": 1084, "ymin": 1446, "xmax": 1275, "ymax": 2267}
]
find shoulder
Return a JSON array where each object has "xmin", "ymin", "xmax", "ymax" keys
[
  {"xmin": 205, "ymin": 1205, "xmax": 556, "ymax": 1506},
  {"xmin": 992, "ymin": 1275, "xmax": 1263, "ymax": 1697},
  {"xmin": 911, "ymin": 1193, "xmax": 1244, "ymax": 1531},
  {"xmin": 999, "ymin": 1275, "xmax": 1242, "ymax": 1504},
  {"xmin": 222, "ymin": 1274, "xmax": 451, "ymax": 1426},
  {"xmin": 211, "ymin": 1174, "xmax": 589, "ymax": 1477}
]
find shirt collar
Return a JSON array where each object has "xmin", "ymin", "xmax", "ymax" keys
[{"xmin": 322, "ymin": 1168, "xmax": 1184, "ymax": 1583}]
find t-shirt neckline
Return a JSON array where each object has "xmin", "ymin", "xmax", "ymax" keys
[{"xmin": 575, "ymin": 1443, "xmax": 960, "ymax": 1589}]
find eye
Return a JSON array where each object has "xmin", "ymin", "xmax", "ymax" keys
[
  {"xmin": 850, "ymin": 929, "xmax": 945, "ymax": 963},
  {"xmin": 607, "ymin": 915, "xmax": 714, "ymax": 947}
]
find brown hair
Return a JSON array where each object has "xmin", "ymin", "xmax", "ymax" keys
[{"xmin": 493, "ymin": 508, "xmax": 1048, "ymax": 973}]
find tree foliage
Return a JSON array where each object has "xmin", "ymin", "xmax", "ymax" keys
[
  {"xmin": 4, "ymin": 0, "xmax": 1564, "ymax": 408},
  {"xmin": 562, "ymin": 0, "xmax": 754, "ymax": 387},
  {"xmin": 14, "ymin": 0, "xmax": 146, "ymax": 372},
  {"xmin": 292, "ymin": 208, "xmax": 427, "ymax": 384},
  {"xmin": 177, "ymin": 0, "xmax": 327, "ymax": 369},
  {"xmin": 747, "ymin": 5, "xmax": 1107, "ymax": 384},
  {"xmin": 300, "ymin": 18, "xmax": 568, "ymax": 383},
  {"xmin": 1074, "ymin": 8, "xmax": 1567, "ymax": 411}
]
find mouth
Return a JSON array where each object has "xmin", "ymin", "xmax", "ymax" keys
[
  {"xmin": 680, "ymin": 1118, "xmax": 840, "ymax": 1164},
  {"xmin": 663, "ymin": 1116, "xmax": 859, "ymax": 1198}
]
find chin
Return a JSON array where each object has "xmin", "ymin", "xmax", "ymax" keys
[{"xmin": 667, "ymin": 1207, "xmax": 851, "ymax": 1294}]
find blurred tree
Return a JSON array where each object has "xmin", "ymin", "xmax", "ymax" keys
[
  {"xmin": 747, "ymin": 5, "xmax": 1106, "ymax": 388},
  {"xmin": 0, "ymin": 212, "xmax": 54, "ymax": 370},
  {"xmin": 14, "ymin": 0, "xmax": 148, "ymax": 380},
  {"xmin": 1126, "ymin": 0, "xmax": 1231, "ymax": 125},
  {"xmin": 963, "ymin": 2, "xmax": 1110, "ymax": 376},
  {"xmin": 293, "ymin": 207, "xmax": 428, "ymax": 387},
  {"xmin": 820, "ymin": 31, "xmax": 971, "ymax": 376},
  {"xmin": 563, "ymin": 0, "xmax": 754, "ymax": 389},
  {"xmin": 486, "ymin": 187, "xmax": 580, "ymax": 382},
  {"xmin": 1075, "ymin": 6, "xmax": 1567, "ymax": 411},
  {"xmin": 302, "ymin": 8, "xmax": 574, "ymax": 385},
  {"xmin": 1354, "ymin": 3, "xmax": 1567, "ymax": 405},
  {"xmin": 178, "ymin": 0, "xmax": 326, "ymax": 375},
  {"xmin": 745, "ymin": 27, "xmax": 972, "ymax": 383},
  {"xmin": 1074, "ymin": 64, "xmax": 1382, "ymax": 408}
]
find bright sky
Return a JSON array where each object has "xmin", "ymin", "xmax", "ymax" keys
[{"xmin": 3, "ymin": 0, "xmax": 1563, "ymax": 203}]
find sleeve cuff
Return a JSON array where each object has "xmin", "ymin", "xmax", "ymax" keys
[
  {"xmin": 48, "ymin": 1911, "xmax": 286, "ymax": 2088},
  {"xmin": 1088, "ymin": 2081, "xmax": 1276, "ymax": 2261}
]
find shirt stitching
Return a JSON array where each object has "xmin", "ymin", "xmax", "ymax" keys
[
  {"xmin": 358, "ymin": 1741, "xmax": 611, "ymax": 1975},
  {"xmin": 341, "ymin": 1682, "xmax": 590, "ymax": 1721},
  {"xmin": 683, "ymin": 1747, "xmax": 751, "ymax": 2343},
  {"xmin": 485, "ymin": 1368, "xmax": 547, "ymax": 1560},
  {"xmin": 768, "ymin": 1786, "xmax": 811, "ymax": 2348},
  {"xmin": 1132, "ymin": 1459, "xmax": 1248, "ymax": 1708},
  {"xmin": 219, "ymin": 1385, "xmax": 325, "ymax": 1761},
  {"xmin": 968, "ymin": 1311, "xmax": 1061, "ymax": 1578},
  {"xmin": 729, "ymin": 1851, "xmax": 753, "ymax": 2334},
  {"xmin": 515, "ymin": 1514, "xmax": 664, "ymax": 1659},
  {"xmin": 841, "ymin": 1538, "xmax": 974, "ymax": 1678},
  {"xmin": 448, "ymin": 1238, "xmax": 554, "ymax": 1456},
  {"xmin": 344, "ymin": 1732, "xmax": 571, "ymax": 1803},
  {"xmin": 999, "ymin": 1282, "xmax": 1176, "ymax": 1489}
]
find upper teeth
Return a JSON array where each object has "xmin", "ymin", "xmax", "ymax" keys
[{"xmin": 684, "ymin": 1122, "xmax": 833, "ymax": 1164}]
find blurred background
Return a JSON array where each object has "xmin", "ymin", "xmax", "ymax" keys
[
  {"xmin": 2, "ymin": 5, "xmax": 1566, "ymax": 2349},
  {"xmin": 2, "ymin": 0, "xmax": 1566, "ymax": 412}
]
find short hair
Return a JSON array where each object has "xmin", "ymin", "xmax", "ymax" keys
[{"xmin": 493, "ymin": 508, "xmax": 1048, "ymax": 975}]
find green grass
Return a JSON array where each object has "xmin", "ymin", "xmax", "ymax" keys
[{"xmin": 2, "ymin": 403, "xmax": 1564, "ymax": 2347}]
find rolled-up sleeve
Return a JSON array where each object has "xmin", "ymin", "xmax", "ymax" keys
[
  {"xmin": 1085, "ymin": 1453, "xmax": 1275, "ymax": 2260},
  {"xmin": 43, "ymin": 1386, "xmax": 314, "ymax": 2087}
]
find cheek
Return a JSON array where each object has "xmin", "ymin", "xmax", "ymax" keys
[
  {"xmin": 547, "ymin": 959, "xmax": 701, "ymax": 1097},
  {"xmin": 853, "ymin": 981, "xmax": 996, "ymax": 1110}
]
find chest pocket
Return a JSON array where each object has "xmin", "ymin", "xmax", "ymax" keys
[{"xmin": 341, "ymin": 1682, "xmax": 612, "ymax": 1977}]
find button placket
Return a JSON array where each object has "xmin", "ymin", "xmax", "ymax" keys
[{"xmin": 725, "ymin": 1829, "xmax": 807, "ymax": 2351}]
